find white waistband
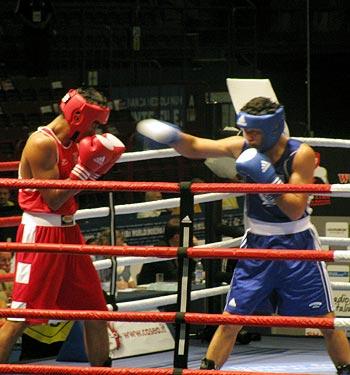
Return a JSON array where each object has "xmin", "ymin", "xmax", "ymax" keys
[
  {"xmin": 247, "ymin": 216, "xmax": 311, "ymax": 235},
  {"xmin": 22, "ymin": 212, "xmax": 76, "ymax": 227}
]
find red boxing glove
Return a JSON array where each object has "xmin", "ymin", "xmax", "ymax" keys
[
  {"xmin": 93, "ymin": 133, "xmax": 125, "ymax": 177},
  {"xmin": 70, "ymin": 134, "xmax": 125, "ymax": 180}
]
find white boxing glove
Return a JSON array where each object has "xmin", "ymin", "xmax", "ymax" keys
[{"xmin": 136, "ymin": 119, "xmax": 181, "ymax": 146}]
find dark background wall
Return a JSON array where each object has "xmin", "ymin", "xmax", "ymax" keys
[{"xmin": 1, "ymin": 0, "xmax": 349, "ymax": 138}]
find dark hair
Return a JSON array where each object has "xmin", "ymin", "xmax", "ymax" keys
[
  {"xmin": 164, "ymin": 216, "xmax": 180, "ymax": 241},
  {"xmin": 77, "ymin": 87, "xmax": 108, "ymax": 107},
  {"xmin": 240, "ymin": 97, "xmax": 281, "ymax": 116}
]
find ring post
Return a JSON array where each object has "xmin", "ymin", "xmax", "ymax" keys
[
  {"xmin": 108, "ymin": 192, "xmax": 118, "ymax": 301},
  {"xmin": 173, "ymin": 181, "xmax": 194, "ymax": 369}
]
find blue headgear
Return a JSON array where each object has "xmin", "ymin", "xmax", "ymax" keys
[{"xmin": 236, "ymin": 106, "xmax": 285, "ymax": 152}]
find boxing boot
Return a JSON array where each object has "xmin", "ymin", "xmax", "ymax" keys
[
  {"xmin": 102, "ymin": 357, "xmax": 112, "ymax": 367},
  {"xmin": 337, "ymin": 364, "xmax": 350, "ymax": 375},
  {"xmin": 200, "ymin": 357, "xmax": 217, "ymax": 370}
]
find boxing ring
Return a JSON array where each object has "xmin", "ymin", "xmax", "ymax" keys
[{"xmin": 1, "ymin": 137, "xmax": 350, "ymax": 375}]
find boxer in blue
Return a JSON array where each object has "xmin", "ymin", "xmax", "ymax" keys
[{"xmin": 137, "ymin": 97, "xmax": 350, "ymax": 374}]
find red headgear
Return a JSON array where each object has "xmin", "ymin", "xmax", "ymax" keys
[{"xmin": 60, "ymin": 89, "xmax": 110, "ymax": 142}]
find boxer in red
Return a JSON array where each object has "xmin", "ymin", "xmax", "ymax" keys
[{"xmin": 0, "ymin": 88, "xmax": 125, "ymax": 366}]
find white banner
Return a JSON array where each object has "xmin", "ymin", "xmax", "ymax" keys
[
  {"xmin": 333, "ymin": 290, "xmax": 350, "ymax": 317},
  {"xmin": 107, "ymin": 310, "xmax": 174, "ymax": 359}
]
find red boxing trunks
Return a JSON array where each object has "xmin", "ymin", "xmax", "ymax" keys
[{"xmin": 11, "ymin": 212, "xmax": 107, "ymax": 324}]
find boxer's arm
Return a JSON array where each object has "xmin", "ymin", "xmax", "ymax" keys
[
  {"xmin": 174, "ymin": 133, "xmax": 244, "ymax": 160},
  {"xmin": 25, "ymin": 135, "xmax": 78, "ymax": 211},
  {"xmin": 137, "ymin": 119, "xmax": 244, "ymax": 158},
  {"xmin": 276, "ymin": 144, "xmax": 315, "ymax": 220}
]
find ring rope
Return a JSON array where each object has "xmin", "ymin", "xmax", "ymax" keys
[
  {"xmin": 116, "ymin": 281, "xmax": 350, "ymax": 311},
  {"xmin": 1, "ymin": 178, "xmax": 350, "ymax": 196},
  {"xmin": 116, "ymin": 286, "xmax": 230, "ymax": 312},
  {"xmin": 0, "ymin": 216, "xmax": 21, "ymax": 228},
  {"xmin": 75, "ymin": 192, "xmax": 241, "ymax": 219},
  {"xmin": 292, "ymin": 137, "xmax": 350, "ymax": 148},
  {"xmin": 0, "ymin": 364, "xmax": 322, "ymax": 375},
  {"xmin": 332, "ymin": 282, "xmax": 350, "ymax": 290},
  {"xmin": 0, "ymin": 309, "xmax": 339, "ymax": 329},
  {"xmin": 0, "ymin": 242, "xmax": 346, "ymax": 262}
]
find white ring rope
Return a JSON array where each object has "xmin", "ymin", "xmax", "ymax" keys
[
  {"xmin": 333, "ymin": 251, "xmax": 350, "ymax": 262},
  {"xmin": 335, "ymin": 318, "xmax": 350, "ymax": 328},
  {"xmin": 196, "ymin": 237, "xmax": 244, "ymax": 248},
  {"xmin": 75, "ymin": 192, "xmax": 241, "ymax": 220},
  {"xmin": 330, "ymin": 185, "xmax": 350, "ymax": 197},
  {"xmin": 118, "ymin": 148, "xmax": 180, "ymax": 163},
  {"xmin": 319, "ymin": 237, "xmax": 350, "ymax": 246},
  {"xmin": 93, "ymin": 257, "xmax": 174, "ymax": 271},
  {"xmin": 115, "ymin": 137, "xmax": 350, "ymax": 166},
  {"xmin": 105, "ymin": 280, "xmax": 350, "ymax": 312},
  {"xmin": 116, "ymin": 285, "xmax": 229, "ymax": 312},
  {"xmin": 293, "ymin": 137, "xmax": 350, "ymax": 148},
  {"xmin": 93, "ymin": 258, "xmax": 112, "ymax": 271},
  {"xmin": 332, "ymin": 282, "xmax": 350, "ymax": 290}
]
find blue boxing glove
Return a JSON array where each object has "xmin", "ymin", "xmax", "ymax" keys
[
  {"xmin": 136, "ymin": 119, "xmax": 181, "ymax": 149},
  {"xmin": 236, "ymin": 148, "xmax": 283, "ymax": 205}
]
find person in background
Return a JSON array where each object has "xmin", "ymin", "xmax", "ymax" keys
[
  {"xmin": 115, "ymin": 230, "xmax": 137, "ymax": 289},
  {"xmin": 0, "ymin": 189, "xmax": 14, "ymax": 208},
  {"xmin": 0, "ymin": 252, "xmax": 13, "ymax": 310},
  {"xmin": 95, "ymin": 229, "xmax": 136, "ymax": 290},
  {"xmin": 136, "ymin": 191, "xmax": 169, "ymax": 218},
  {"xmin": 136, "ymin": 96, "xmax": 350, "ymax": 375},
  {"xmin": 137, "ymin": 216, "xmax": 198, "ymax": 284},
  {"xmin": 0, "ymin": 188, "xmax": 21, "ymax": 243}
]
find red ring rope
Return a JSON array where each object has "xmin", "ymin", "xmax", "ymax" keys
[
  {"xmin": 0, "ymin": 272, "xmax": 14, "ymax": 282},
  {"xmin": 0, "ymin": 364, "xmax": 321, "ymax": 375},
  {"xmin": 0, "ymin": 178, "xmax": 333, "ymax": 194},
  {"xmin": 0, "ymin": 242, "xmax": 336, "ymax": 262},
  {"xmin": 0, "ymin": 216, "xmax": 21, "ymax": 228},
  {"xmin": 0, "ymin": 161, "xmax": 19, "ymax": 172},
  {"xmin": 0, "ymin": 310, "xmax": 335, "ymax": 329}
]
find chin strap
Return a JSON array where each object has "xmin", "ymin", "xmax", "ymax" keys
[
  {"xmin": 200, "ymin": 357, "xmax": 218, "ymax": 370},
  {"xmin": 337, "ymin": 364, "xmax": 350, "ymax": 375}
]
